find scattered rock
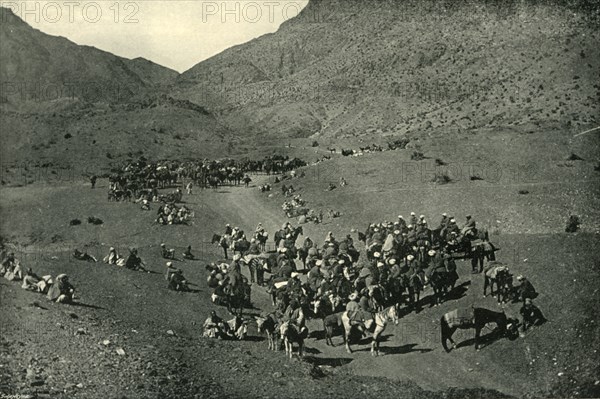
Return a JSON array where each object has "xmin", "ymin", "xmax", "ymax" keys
[
  {"xmin": 87, "ymin": 216, "xmax": 104, "ymax": 225},
  {"xmin": 116, "ymin": 348, "xmax": 126, "ymax": 356},
  {"xmin": 273, "ymin": 372, "xmax": 283, "ymax": 378},
  {"xmin": 166, "ymin": 330, "xmax": 175, "ymax": 336},
  {"xmin": 26, "ymin": 368, "xmax": 36, "ymax": 380},
  {"xmin": 102, "ymin": 340, "xmax": 111, "ymax": 346}
]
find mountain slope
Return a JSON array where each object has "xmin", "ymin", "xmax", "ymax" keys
[
  {"xmin": 173, "ymin": 0, "xmax": 600, "ymax": 140},
  {"xmin": 0, "ymin": 7, "xmax": 177, "ymax": 105},
  {"xmin": 0, "ymin": 8, "xmax": 234, "ymax": 167}
]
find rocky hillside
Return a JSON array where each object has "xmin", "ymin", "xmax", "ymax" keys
[
  {"xmin": 0, "ymin": 8, "xmax": 234, "ymax": 167},
  {"xmin": 0, "ymin": 7, "xmax": 177, "ymax": 105},
  {"xmin": 173, "ymin": 0, "xmax": 600, "ymax": 140}
]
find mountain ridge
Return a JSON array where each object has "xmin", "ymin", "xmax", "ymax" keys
[
  {"xmin": 0, "ymin": 6, "xmax": 178, "ymax": 105},
  {"xmin": 171, "ymin": 0, "xmax": 599, "ymax": 139},
  {"xmin": 0, "ymin": 7, "xmax": 230, "ymax": 167}
]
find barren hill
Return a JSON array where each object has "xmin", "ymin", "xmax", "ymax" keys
[
  {"xmin": 173, "ymin": 0, "xmax": 600, "ymax": 140},
  {"xmin": 0, "ymin": 8, "xmax": 233, "ymax": 168},
  {"xmin": 0, "ymin": 7, "xmax": 177, "ymax": 104}
]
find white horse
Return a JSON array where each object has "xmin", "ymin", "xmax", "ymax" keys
[
  {"xmin": 342, "ymin": 305, "xmax": 400, "ymax": 356},
  {"xmin": 279, "ymin": 321, "xmax": 305, "ymax": 359}
]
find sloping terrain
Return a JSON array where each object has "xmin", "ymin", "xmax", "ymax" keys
[
  {"xmin": 0, "ymin": 7, "xmax": 177, "ymax": 104},
  {"xmin": 0, "ymin": 94, "xmax": 231, "ymax": 169},
  {"xmin": 0, "ymin": 8, "xmax": 233, "ymax": 168},
  {"xmin": 1, "ymin": 126, "xmax": 599, "ymax": 397},
  {"xmin": 1, "ymin": 1, "xmax": 599, "ymax": 166},
  {"xmin": 173, "ymin": 0, "xmax": 600, "ymax": 139},
  {"xmin": 0, "ymin": 162, "xmax": 598, "ymax": 398}
]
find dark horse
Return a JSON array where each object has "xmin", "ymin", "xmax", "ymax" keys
[
  {"xmin": 441, "ymin": 307, "xmax": 517, "ymax": 352},
  {"xmin": 427, "ymin": 267, "xmax": 458, "ymax": 307},
  {"xmin": 274, "ymin": 226, "xmax": 303, "ymax": 246},
  {"xmin": 224, "ymin": 277, "xmax": 251, "ymax": 318}
]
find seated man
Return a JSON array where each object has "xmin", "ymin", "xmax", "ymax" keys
[
  {"xmin": 34, "ymin": 275, "xmax": 54, "ymax": 294},
  {"xmin": 21, "ymin": 268, "xmax": 42, "ymax": 291},
  {"xmin": 168, "ymin": 269, "xmax": 189, "ymax": 291},
  {"xmin": 345, "ymin": 292, "xmax": 373, "ymax": 335},
  {"xmin": 141, "ymin": 199, "xmax": 151, "ymax": 210},
  {"xmin": 47, "ymin": 274, "xmax": 75, "ymax": 303},
  {"xmin": 446, "ymin": 219, "xmax": 461, "ymax": 237},
  {"xmin": 103, "ymin": 247, "xmax": 119, "ymax": 264},
  {"xmin": 515, "ymin": 275, "xmax": 537, "ymax": 302},
  {"xmin": 227, "ymin": 316, "xmax": 248, "ymax": 340},
  {"xmin": 461, "ymin": 215, "xmax": 476, "ymax": 236},
  {"xmin": 5, "ymin": 258, "xmax": 24, "ymax": 281},
  {"xmin": 165, "ymin": 261, "xmax": 178, "ymax": 281},
  {"xmin": 160, "ymin": 243, "xmax": 175, "ymax": 259},
  {"xmin": 73, "ymin": 249, "xmax": 97, "ymax": 262},
  {"xmin": 183, "ymin": 245, "xmax": 195, "ymax": 260},
  {"xmin": 1, "ymin": 252, "xmax": 18, "ymax": 277},
  {"xmin": 281, "ymin": 300, "xmax": 308, "ymax": 338},
  {"xmin": 125, "ymin": 249, "xmax": 150, "ymax": 273},
  {"xmin": 202, "ymin": 310, "xmax": 229, "ymax": 339},
  {"xmin": 519, "ymin": 299, "xmax": 546, "ymax": 331},
  {"xmin": 445, "ymin": 231, "xmax": 460, "ymax": 251}
]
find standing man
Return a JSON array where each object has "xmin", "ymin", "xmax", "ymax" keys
[{"xmin": 470, "ymin": 243, "xmax": 485, "ymax": 274}]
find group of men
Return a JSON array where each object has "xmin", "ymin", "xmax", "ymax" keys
[
  {"xmin": 360, "ymin": 213, "xmax": 496, "ymax": 273},
  {"xmin": 155, "ymin": 202, "xmax": 192, "ymax": 225},
  {"xmin": 218, "ymin": 212, "xmax": 543, "ymax": 339},
  {"xmin": 1, "ymin": 251, "xmax": 75, "ymax": 303}
]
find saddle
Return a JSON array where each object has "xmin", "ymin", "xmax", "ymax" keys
[
  {"xmin": 347, "ymin": 309, "xmax": 373, "ymax": 325},
  {"xmin": 485, "ymin": 265, "xmax": 508, "ymax": 279},
  {"xmin": 445, "ymin": 308, "xmax": 475, "ymax": 328}
]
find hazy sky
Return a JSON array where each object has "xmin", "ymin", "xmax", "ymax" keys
[{"xmin": 5, "ymin": 1, "xmax": 309, "ymax": 72}]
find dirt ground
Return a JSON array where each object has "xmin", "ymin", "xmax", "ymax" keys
[{"xmin": 1, "ymin": 136, "xmax": 599, "ymax": 398}]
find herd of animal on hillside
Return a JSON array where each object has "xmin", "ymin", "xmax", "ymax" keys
[{"xmin": 2, "ymin": 154, "xmax": 558, "ymax": 359}]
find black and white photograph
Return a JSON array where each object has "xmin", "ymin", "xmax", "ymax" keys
[{"xmin": 0, "ymin": 0, "xmax": 599, "ymax": 398}]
